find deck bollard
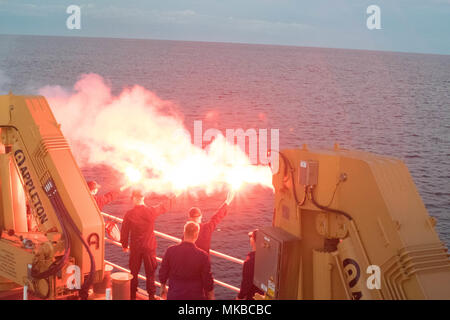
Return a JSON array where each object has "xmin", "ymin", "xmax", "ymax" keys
[{"xmin": 111, "ymin": 272, "xmax": 133, "ymax": 300}]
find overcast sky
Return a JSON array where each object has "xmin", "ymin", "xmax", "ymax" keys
[{"xmin": 0, "ymin": 0, "xmax": 449, "ymax": 55}]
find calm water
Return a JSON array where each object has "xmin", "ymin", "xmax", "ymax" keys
[{"xmin": 0, "ymin": 35, "xmax": 449, "ymax": 299}]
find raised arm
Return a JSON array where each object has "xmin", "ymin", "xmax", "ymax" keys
[
  {"xmin": 208, "ymin": 202, "xmax": 228, "ymax": 230},
  {"xmin": 96, "ymin": 190, "xmax": 120, "ymax": 209},
  {"xmin": 150, "ymin": 195, "xmax": 176, "ymax": 217},
  {"xmin": 206, "ymin": 190, "xmax": 234, "ymax": 230}
]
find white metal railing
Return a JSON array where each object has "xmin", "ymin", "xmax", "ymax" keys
[{"xmin": 101, "ymin": 212, "xmax": 242, "ymax": 294}]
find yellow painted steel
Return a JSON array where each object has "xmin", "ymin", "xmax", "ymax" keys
[
  {"xmin": 0, "ymin": 153, "xmax": 15, "ymax": 230},
  {"xmin": 312, "ymin": 250, "xmax": 332, "ymax": 299},
  {"xmin": 271, "ymin": 146, "xmax": 450, "ymax": 300},
  {"xmin": 0, "ymin": 94, "xmax": 104, "ymax": 298},
  {"xmin": 0, "ymin": 152, "xmax": 28, "ymax": 232}
]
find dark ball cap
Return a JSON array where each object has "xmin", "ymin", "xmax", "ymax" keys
[
  {"xmin": 87, "ymin": 181, "xmax": 100, "ymax": 191},
  {"xmin": 188, "ymin": 207, "xmax": 202, "ymax": 218}
]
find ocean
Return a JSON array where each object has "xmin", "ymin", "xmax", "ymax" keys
[{"xmin": 0, "ymin": 34, "xmax": 449, "ymax": 299}]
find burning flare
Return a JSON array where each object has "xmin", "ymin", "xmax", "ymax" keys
[
  {"xmin": 40, "ymin": 74, "xmax": 273, "ymax": 195},
  {"xmin": 125, "ymin": 167, "xmax": 142, "ymax": 184}
]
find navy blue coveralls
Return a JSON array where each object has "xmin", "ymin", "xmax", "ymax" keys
[
  {"xmin": 120, "ymin": 203, "xmax": 169, "ymax": 299},
  {"xmin": 159, "ymin": 241, "xmax": 214, "ymax": 300},
  {"xmin": 237, "ymin": 251, "xmax": 264, "ymax": 300}
]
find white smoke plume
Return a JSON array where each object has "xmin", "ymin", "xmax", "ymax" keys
[{"xmin": 39, "ymin": 74, "xmax": 272, "ymax": 196}]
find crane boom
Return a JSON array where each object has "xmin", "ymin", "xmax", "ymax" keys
[{"xmin": 0, "ymin": 94, "xmax": 104, "ymax": 299}]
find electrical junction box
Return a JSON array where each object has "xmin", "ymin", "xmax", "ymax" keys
[
  {"xmin": 299, "ymin": 160, "xmax": 318, "ymax": 186},
  {"xmin": 254, "ymin": 226, "xmax": 301, "ymax": 299}
]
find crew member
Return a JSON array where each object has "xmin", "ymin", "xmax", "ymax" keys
[
  {"xmin": 236, "ymin": 229, "xmax": 264, "ymax": 300},
  {"xmin": 159, "ymin": 221, "xmax": 215, "ymax": 300},
  {"xmin": 187, "ymin": 190, "xmax": 235, "ymax": 253},
  {"xmin": 120, "ymin": 190, "xmax": 175, "ymax": 300},
  {"xmin": 88, "ymin": 180, "xmax": 127, "ymax": 241}
]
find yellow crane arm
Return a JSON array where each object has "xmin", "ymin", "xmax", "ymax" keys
[{"xmin": 0, "ymin": 94, "xmax": 104, "ymax": 299}]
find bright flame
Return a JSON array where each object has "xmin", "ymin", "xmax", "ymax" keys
[
  {"xmin": 125, "ymin": 166, "xmax": 142, "ymax": 184},
  {"xmin": 227, "ymin": 167, "xmax": 246, "ymax": 191},
  {"xmin": 40, "ymin": 74, "xmax": 274, "ymax": 196},
  {"xmin": 230, "ymin": 179, "xmax": 243, "ymax": 191}
]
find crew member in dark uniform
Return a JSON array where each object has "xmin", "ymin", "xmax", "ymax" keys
[
  {"xmin": 159, "ymin": 221, "xmax": 215, "ymax": 300},
  {"xmin": 88, "ymin": 180, "xmax": 127, "ymax": 241},
  {"xmin": 236, "ymin": 229, "xmax": 264, "ymax": 300},
  {"xmin": 120, "ymin": 190, "xmax": 175, "ymax": 300},
  {"xmin": 187, "ymin": 190, "xmax": 235, "ymax": 253}
]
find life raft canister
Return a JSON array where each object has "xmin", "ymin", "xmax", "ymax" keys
[{"xmin": 105, "ymin": 220, "xmax": 121, "ymax": 242}]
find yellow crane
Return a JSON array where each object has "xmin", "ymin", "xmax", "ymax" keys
[
  {"xmin": 255, "ymin": 146, "xmax": 450, "ymax": 299},
  {"xmin": 0, "ymin": 93, "xmax": 104, "ymax": 299}
]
